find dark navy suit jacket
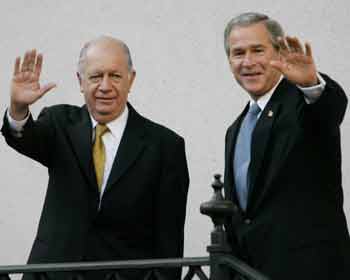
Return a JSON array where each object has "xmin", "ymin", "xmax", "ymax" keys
[
  {"xmin": 2, "ymin": 103, "xmax": 189, "ymax": 280},
  {"xmin": 224, "ymin": 74, "xmax": 350, "ymax": 279}
]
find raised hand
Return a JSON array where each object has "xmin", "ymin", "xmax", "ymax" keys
[
  {"xmin": 10, "ymin": 49, "xmax": 56, "ymax": 120},
  {"xmin": 270, "ymin": 36, "xmax": 318, "ymax": 87}
]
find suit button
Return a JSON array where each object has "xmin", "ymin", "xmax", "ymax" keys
[{"xmin": 244, "ymin": 219, "xmax": 252, "ymax": 225}]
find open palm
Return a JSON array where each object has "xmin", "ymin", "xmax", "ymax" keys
[
  {"xmin": 11, "ymin": 49, "xmax": 56, "ymax": 109},
  {"xmin": 270, "ymin": 36, "xmax": 318, "ymax": 87}
]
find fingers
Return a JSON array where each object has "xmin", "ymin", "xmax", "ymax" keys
[
  {"xmin": 20, "ymin": 49, "xmax": 40, "ymax": 73},
  {"xmin": 15, "ymin": 49, "xmax": 45, "ymax": 80},
  {"xmin": 13, "ymin": 57, "xmax": 21, "ymax": 76},
  {"xmin": 277, "ymin": 36, "xmax": 299, "ymax": 54},
  {"xmin": 278, "ymin": 36, "xmax": 312, "ymax": 56},
  {"xmin": 27, "ymin": 50, "xmax": 36, "ymax": 71},
  {"xmin": 277, "ymin": 36, "xmax": 289, "ymax": 55},
  {"xmin": 21, "ymin": 49, "xmax": 34, "ymax": 72},
  {"xmin": 39, "ymin": 82, "xmax": 57, "ymax": 97},
  {"xmin": 34, "ymin": 53, "xmax": 43, "ymax": 77},
  {"xmin": 305, "ymin": 42, "xmax": 313, "ymax": 58},
  {"xmin": 286, "ymin": 36, "xmax": 303, "ymax": 53}
]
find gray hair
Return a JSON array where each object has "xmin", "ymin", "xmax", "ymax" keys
[
  {"xmin": 77, "ymin": 36, "xmax": 134, "ymax": 75},
  {"xmin": 224, "ymin": 12, "xmax": 285, "ymax": 57}
]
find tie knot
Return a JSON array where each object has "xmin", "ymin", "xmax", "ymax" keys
[
  {"xmin": 248, "ymin": 103, "xmax": 261, "ymax": 116},
  {"xmin": 95, "ymin": 124, "xmax": 109, "ymax": 138}
]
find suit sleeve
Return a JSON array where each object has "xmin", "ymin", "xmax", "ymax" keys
[
  {"xmin": 304, "ymin": 73, "xmax": 348, "ymax": 129},
  {"xmin": 1, "ymin": 107, "xmax": 55, "ymax": 167},
  {"xmin": 153, "ymin": 135, "xmax": 189, "ymax": 280}
]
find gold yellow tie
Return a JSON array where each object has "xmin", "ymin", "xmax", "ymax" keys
[{"xmin": 93, "ymin": 124, "xmax": 109, "ymax": 191}]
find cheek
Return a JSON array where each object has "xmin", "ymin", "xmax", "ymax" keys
[
  {"xmin": 116, "ymin": 84, "xmax": 130, "ymax": 97},
  {"xmin": 263, "ymin": 60, "xmax": 273, "ymax": 70},
  {"xmin": 230, "ymin": 61, "xmax": 240, "ymax": 75},
  {"xmin": 84, "ymin": 95, "xmax": 93, "ymax": 109},
  {"xmin": 83, "ymin": 89, "xmax": 97, "ymax": 104}
]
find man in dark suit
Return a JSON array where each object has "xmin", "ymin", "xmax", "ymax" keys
[
  {"xmin": 223, "ymin": 12, "xmax": 350, "ymax": 279},
  {"xmin": 2, "ymin": 36, "xmax": 189, "ymax": 280}
]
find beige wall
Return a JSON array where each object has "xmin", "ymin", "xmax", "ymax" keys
[{"xmin": 0, "ymin": 0, "xmax": 349, "ymax": 265}]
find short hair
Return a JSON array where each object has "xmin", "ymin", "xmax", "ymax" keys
[
  {"xmin": 224, "ymin": 12, "xmax": 285, "ymax": 57},
  {"xmin": 77, "ymin": 36, "xmax": 134, "ymax": 75}
]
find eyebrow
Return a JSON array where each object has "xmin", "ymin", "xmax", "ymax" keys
[
  {"xmin": 88, "ymin": 70, "xmax": 122, "ymax": 75},
  {"xmin": 232, "ymin": 43, "xmax": 266, "ymax": 50}
]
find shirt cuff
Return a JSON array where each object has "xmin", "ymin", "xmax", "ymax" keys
[
  {"xmin": 297, "ymin": 73, "xmax": 326, "ymax": 104},
  {"xmin": 6, "ymin": 109, "xmax": 30, "ymax": 137}
]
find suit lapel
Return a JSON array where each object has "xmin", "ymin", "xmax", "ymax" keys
[
  {"xmin": 247, "ymin": 79, "xmax": 293, "ymax": 211},
  {"xmin": 66, "ymin": 106, "xmax": 97, "ymax": 191},
  {"xmin": 224, "ymin": 104, "xmax": 249, "ymax": 204},
  {"xmin": 248, "ymin": 102, "xmax": 280, "ymax": 202},
  {"xmin": 104, "ymin": 104, "xmax": 146, "ymax": 192}
]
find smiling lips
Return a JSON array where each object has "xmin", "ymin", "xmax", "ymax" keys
[
  {"xmin": 96, "ymin": 97, "xmax": 115, "ymax": 104},
  {"xmin": 241, "ymin": 72, "xmax": 262, "ymax": 77}
]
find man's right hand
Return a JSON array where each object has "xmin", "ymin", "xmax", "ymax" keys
[{"xmin": 10, "ymin": 49, "xmax": 56, "ymax": 120}]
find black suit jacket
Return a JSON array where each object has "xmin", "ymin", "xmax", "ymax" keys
[
  {"xmin": 2, "ymin": 103, "xmax": 189, "ymax": 280},
  {"xmin": 224, "ymin": 74, "xmax": 350, "ymax": 279}
]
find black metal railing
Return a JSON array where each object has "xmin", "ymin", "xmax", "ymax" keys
[
  {"xmin": 0, "ymin": 257, "xmax": 210, "ymax": 280},
  {"xmin": 0, "ymin": 175, "xmax": 270, "ymax": 280}
]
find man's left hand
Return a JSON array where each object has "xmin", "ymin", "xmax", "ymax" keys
[{"xmin": 270, "ymin": 36, "xmax": 318, "ymax": 87}]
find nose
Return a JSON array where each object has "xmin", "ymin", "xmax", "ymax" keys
[
  {"xmin": 241, "ymin": 52, "xmax": 255, "ymax": 67},
  {"xmin": 99, "ymin": 74, "xmax": 112, "ymax": 93}
]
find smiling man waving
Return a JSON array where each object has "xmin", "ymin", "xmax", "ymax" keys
[
  {"xmin": 2, "ymin": 36, "xmax": 189, "ymax": 280},
  {"xmin": 223, "ymin": 12, "xmax": 350, "ymax": 280}
]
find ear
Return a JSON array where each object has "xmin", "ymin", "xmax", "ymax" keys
[
  {"xmin": 227, "ymin": 51, "xmax": 234, "ymax": 68},
  {"xmin": 77, "ymin": 72, "xmax": 84, "ymax": 93},
  {"xmin": 127, "ymin": 70, "xmax": 136, "ymax": 94},
  {"xmin": 228, "ymin": 56, "xmax": 235, "ymax": 73},
  {"xmin": 228, "ymin": 57, "xmax": 233, "ymax": 67}
]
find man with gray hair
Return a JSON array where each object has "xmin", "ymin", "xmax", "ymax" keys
[
  {"xmin": 2, "ymin": 36, "xmax": 189, "ymax": 280},
  {"xmin": 223, "ymin": 12, "xmax": 349, "ymax": 279}
]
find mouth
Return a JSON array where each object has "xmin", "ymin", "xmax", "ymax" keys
[
  {"xmin": 96, "ymin": 98, "xmax": 115, "ymax": 104},
  {"xmin": 241, "ymin": 72, "xmax": 262, "ymax": 78}
]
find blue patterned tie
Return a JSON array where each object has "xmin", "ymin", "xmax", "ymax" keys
[{"xmin": 233, "ymin": 102, "xmax": 261, "ymax": 210}]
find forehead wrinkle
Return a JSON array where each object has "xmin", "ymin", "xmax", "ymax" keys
[
  {"xmin": 84, "ymin": 49, "xmax": 128, "ymax": 75},
  {"xmin": 232, "ymin": 43, "xmax": 265, "ymax": 49},
  {"xmin": 78, "ymin": 35, "xmax": 134, "ymax": 76},
  {"xmin": 229, "ymin": 24, "xmax": 272, "ymax": 45}
]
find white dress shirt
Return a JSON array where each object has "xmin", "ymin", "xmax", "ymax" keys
[{"xmin": 90, "ymin": 107, "xmax": 128, "ymax": 198}]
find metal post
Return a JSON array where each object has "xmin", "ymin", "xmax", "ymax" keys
[{"xmin": 200, "ymin": 174, "xmax": 235, "ymax": 280}]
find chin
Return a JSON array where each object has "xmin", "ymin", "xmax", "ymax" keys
[
  {"xmin": 92, "ymin": 112, "xmax": 111, "ymax": 123},
  {"xmin": 246, "ymin": 89, "xmax": 267, "ymax": 99},
  {"xmin": 244, "ymin": 86, "xmax": 262, "ymax": 94}
]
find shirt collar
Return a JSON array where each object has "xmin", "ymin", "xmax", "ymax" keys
[
  {"xmin": 249, "ymin": 75, "xmax": 283, "ymax": 111},
  {"xmin": 90, "ymin": 106, "xmax": 129, "ymax": 138}
]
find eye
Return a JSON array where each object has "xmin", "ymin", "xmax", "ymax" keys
[
  {"xmin": 232, "ymin": 49, "xmax": 245, "ymax": 58},
  {"xmin": 253, "ymin": 47, "xmax": 265, "ymax": 54},
  {"xmin": 110, "ymin": 73, "xmax": 122, "ymax": 80},
  {"xmin": 89, "ymin": 74, "xmax": 102, "ymax": 82}
]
